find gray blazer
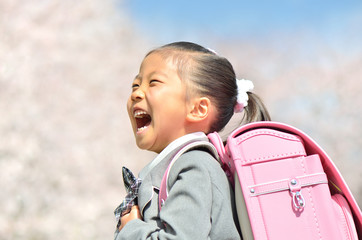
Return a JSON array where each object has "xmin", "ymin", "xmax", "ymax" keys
[{"xmin": 116, "ymin": 138, "xmax": 241, "ymax": 239}]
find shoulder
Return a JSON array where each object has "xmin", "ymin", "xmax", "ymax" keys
[
  {"xmin": 167, "ymin": 149, "xmax": 225, "ymax": 185},
  {"xmin": 174, "ymin": 149, "xmax": 220, "ymax": 171}
]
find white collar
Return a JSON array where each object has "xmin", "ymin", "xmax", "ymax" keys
[{"xmin": 138, "ymin": 132, "xmax": 207, "ymax": 178}]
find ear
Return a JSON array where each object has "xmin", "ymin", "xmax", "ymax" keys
[{"xmin": 186, "ymin": 97, "xmax": 211, "ymax": 122}]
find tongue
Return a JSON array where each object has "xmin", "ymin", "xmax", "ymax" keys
[{"xmin": 136, "ymin": 115, "xmax": 151, "ymax": 129}]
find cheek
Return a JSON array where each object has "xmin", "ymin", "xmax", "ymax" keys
[
  {"xmin": 126, "ymin": 98, "xmax": 133, "ymax": 118},
  {"xmin": 158, "ymin": 100, "xmax": 187, "ymax": 123}
]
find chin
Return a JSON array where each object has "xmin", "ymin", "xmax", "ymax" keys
[{"xmin": 135, "ymin": 140, "xmax": 152, "ymax": 151}]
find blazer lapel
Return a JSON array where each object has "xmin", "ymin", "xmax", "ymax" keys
[
  {"xmin": 137, "ymin": 132, "xmax": 209, "ymax": 215},
  {"xmin": 138, "ymin": 151, "xmax": 174, "ymax": 216}
]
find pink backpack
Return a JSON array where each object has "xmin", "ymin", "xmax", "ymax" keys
[{"xmin": 159, "ymin": 121, "xmax": 362, "ymax": 239}]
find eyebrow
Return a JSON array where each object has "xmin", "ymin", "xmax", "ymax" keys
[{"xmin": 134, "ymin": 71, "xmax": 168, "ymax": 81}]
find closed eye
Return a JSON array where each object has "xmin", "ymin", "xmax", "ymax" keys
[{"xmin": 150, "ymin": 79, "xmax": 161, "ymax": 85}]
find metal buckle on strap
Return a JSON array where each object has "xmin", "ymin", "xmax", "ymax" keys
[
  {"xmin": 292, "ymin": 190, "xmax": 305, "ymax": 209},
  {"xmin": 290, "ymin": 178, "xmax": 305, "ymax": 209},
  {"xmin": 248, "ymin": 173, "xmax": 327, "ymax": 211}
]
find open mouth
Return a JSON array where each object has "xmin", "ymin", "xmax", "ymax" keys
[{"xmin": 134, "ymin": 110, "xmax": 152, "ymax": 132}]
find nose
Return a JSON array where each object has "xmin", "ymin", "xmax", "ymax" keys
[{"xmin": 131, "ymin": 88, "xmax": 145, "ymax": 101}]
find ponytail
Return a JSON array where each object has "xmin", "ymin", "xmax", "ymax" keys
[{"xmin": 242, "ymin": 92, "xmax": 271, "ymax": 123}]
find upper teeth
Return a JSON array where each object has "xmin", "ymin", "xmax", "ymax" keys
[{"xmin": 134, "ymin": 110, "xmax": 147, "ymax": 118}]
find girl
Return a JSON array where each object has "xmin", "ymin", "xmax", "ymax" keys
[{"xmin": 115, "ymin": 41, "xmax": 270, "ymax": 239}]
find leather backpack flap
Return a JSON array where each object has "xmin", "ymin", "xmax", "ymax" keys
[{"xmin": 224, "ymin": 122, "xmax": 361, "ymax": 239}]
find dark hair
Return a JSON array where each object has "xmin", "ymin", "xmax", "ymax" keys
[{"xmin": 146, "ymin": 41, "xmax": 271, "ymax": 133}]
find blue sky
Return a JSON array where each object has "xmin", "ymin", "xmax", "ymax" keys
[{"xmin": 122, "ymin": 0, "xmax": 362, "ymax": 52}]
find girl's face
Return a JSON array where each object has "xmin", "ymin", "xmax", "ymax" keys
[{"xmin": 127, "ymin": 52, "xmax": 191, "ymax": 153}]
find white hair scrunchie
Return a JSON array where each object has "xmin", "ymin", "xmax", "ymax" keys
[{"xmin": 234, "ymin": 79, "xmax": 254, "ymax": 113}]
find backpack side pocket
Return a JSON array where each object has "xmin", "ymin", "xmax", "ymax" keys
[{"xmin": 332, "ymin": 194, "xmax": 359, "ymax": 240}]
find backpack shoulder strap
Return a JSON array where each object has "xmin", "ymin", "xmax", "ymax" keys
[{"xmin": 158, "ymin": 140, "xmax": 218, "ymax": 210}]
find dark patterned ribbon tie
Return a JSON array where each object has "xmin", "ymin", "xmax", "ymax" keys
[{"xmin": 114, "ymin": 166, "xmax": 142, "ymax": 229}]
